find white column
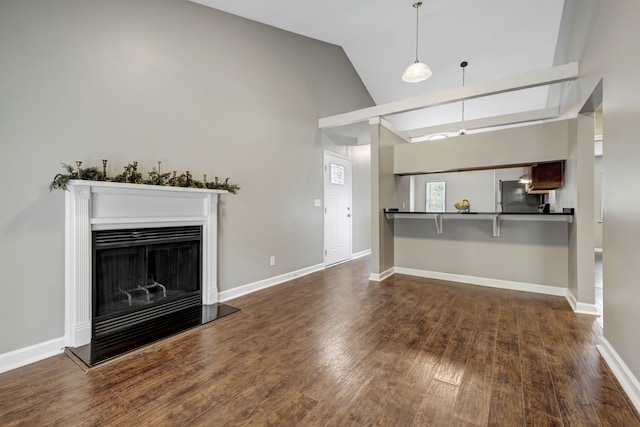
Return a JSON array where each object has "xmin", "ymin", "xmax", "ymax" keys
[
  {"xmin": 65, "ymin": 185, "xmax": 92, "ymax": 347},
  {"xmin": 202, "ymin": 193, "xmax": 219, "ymax": 305}
]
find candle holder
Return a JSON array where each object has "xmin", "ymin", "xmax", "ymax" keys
[
  {"xmin": 75, "ymin": 161, "xmax": 82, "ymax": 179},
  {"xmin": 101, "ymin": 160, "xmax": 108, "ymax": 180}
]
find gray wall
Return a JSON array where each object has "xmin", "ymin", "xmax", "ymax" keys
[
  {"xmin": 394, "ymin": 220, "xmax": 569, "ymax": 287},
  {"xmin": 0, "ymin": 0, "xmax": 373, "ymax": 354},
  {"xmin": 370, "ymin": 122, "xmax": 409, "ymax": 275},
  {"xmin": 412, "ymin": 167, "xmax": 523, "ymax": 213},
  {"xmin": 557, "ymin": 0, "xmax": 640, "ymax": 381},
  {"xmin": 351, "ymin": 144, "xmax": 371, "ymax": 255},
  {"xmin": 555, "ymin": 115, "xmax": 595, "ymax": 304},
  {"xmin": 394, "ymin": 120, "xmax": 569, "ymax": 175}
]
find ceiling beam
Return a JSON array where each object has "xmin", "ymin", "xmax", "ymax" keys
[
  {"xmin": 404, "ymin": 106, "xmax": 560, "ymax": 140},
  {"xmin": 319, "ymin": 62, "xmax": 578, "ymax": 129}
]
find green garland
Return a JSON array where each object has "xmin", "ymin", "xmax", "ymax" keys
[{"xmin": 50, "ymin": 161, "xmax": 240, "ymax": 194}]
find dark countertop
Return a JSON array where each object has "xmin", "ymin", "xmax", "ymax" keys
[{"xmin": 384, "ymin": 209, "xmax": 573, "ymax": 216}]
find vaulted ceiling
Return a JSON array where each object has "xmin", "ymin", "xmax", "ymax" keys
[{"xmin": 190, "ymin": 0, "xmax": 566, "ymax": 132}]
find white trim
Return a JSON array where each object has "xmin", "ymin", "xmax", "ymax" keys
[
  {"xmin": 393, "ymin": 267, "xmax": 568, "ymax": 296},
  {"xmin": 597, "ymin": 338, "xmax": 640, "ymax": 413},
  {"xmin": 405, "ymin": 107, "xmax": 560, "ymax": 140},
  {"xmin": 218, "ymin": 263, "xmax": 325, "ymax": 302},
  {"xmin": 319, "ymin": 63, "xmax": 579, "ymax": 129},
  {"xmin": 65, "ymin": 181, "xmax": 223, "ymax": 347},
  {"xmin": 0, "ymin": 338, "xmax": 65, "ymax": 374},
  {"xmin": 369, "ymin": 267, "xmax": 395, "ymax": 282},
  {"xmin": 595, "ymin": 247, "xmax": 603, "ymax": 253},
  {"xmin": 565, "ymin": 290, "xmax": 600, "ymax": 315},
  {"xmin": 351, "ymin": 249, "xmax": 371, "ymax": 260}
]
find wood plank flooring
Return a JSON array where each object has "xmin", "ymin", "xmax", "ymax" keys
[{"xmin": 1, "ymin": 256, "xmax": 638, "ymax": 426}]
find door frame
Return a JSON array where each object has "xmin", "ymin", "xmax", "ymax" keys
[{"xmin": 323, "ymin": 150, "xmax": 353, "ymax": 267}]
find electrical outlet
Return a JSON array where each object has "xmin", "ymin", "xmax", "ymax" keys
[{"xmin": 269, "ymin": 256, "xmax": 276, "ymax": 266}]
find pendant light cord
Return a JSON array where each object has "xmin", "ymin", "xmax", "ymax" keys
[
  {"xmin": 462, "ymin": 66, "xmax": 465, "ymax": 123},
  {"xmin": 415, "ymin": 4, "xmax": 420, "ymax": 61},
  {"xmin": 461, "ymin": 61, "xmax": 468, "ymax": 124}
]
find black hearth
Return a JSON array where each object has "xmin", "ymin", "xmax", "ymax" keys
[{"xmin": 67, "ymin": 226, "xmax": 239, "ymax": 367}]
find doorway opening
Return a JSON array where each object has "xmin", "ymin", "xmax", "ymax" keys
[
  {"xmin": 580, "ymin": 79, "xmax": 603, "ymax": 324},
  {"xmin": 594, "ymin": 106, "xmax": 604, "ymax": 325}
]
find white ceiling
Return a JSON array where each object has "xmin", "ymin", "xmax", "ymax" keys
[{"xmin": 190, "ymin": 0, "xmax": 566, "ymax": 132}]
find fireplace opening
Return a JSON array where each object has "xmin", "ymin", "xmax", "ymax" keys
[
  {"xmin": 86, "ymin": 225, "xmax": 211, "ymax": 366},
  {"xmin": 93, "ymin": 226, "xmax": 202, "ymax": 320}
]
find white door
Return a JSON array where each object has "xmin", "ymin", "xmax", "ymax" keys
[{"xmin": 324, "ymin": 151, "xmax": 352, "ymax": 266}]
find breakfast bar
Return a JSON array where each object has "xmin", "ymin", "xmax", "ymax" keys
[{"xmin": 384, "ymin": 209, "xmax": 574, "ymax": 237}]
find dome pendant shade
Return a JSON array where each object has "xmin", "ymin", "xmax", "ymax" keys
[
  {"xmin": 402, "ymin": 2, "xmax": 432, "ymax": 83},
  {"xmin": 402, "ymin": 61, "xmax": 433, "ymax": 83}
]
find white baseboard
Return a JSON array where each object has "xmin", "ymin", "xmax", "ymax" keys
[
  {"xmin": 565, "ymin": 290, "xmax": 600, "ymax": 315},
  {"xmin": 595, "ymin": 247, "xmax": 603, "ymax": 253},
  {"xmin": 393, "ymin": 267, "xmax": 568, "ymax": 297},
  {"xmin": 218, "ymin": 263, "xmax": 325, "ymax": 302},
  {"xmin": 1, "ymin": 263, "xmax": 326, "ymax": 374},
  {"xmin": 0, "ymin": 337, "xmax": 65, "ymax": 374},
  {"xmin": 597, "ymin": 337, "xmax": 640, "ymax": 413},
  {"xmin": 351, "ymin": 249, "xmax": 371, "ymax": 260},
  {"xmin": 369, "ymin": 267, "xmax": 394, "ymax": 282}
]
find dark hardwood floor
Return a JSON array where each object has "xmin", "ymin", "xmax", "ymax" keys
[{"xmin": 1, "ymin": 256, "xmax": 638, "ymax": 426}]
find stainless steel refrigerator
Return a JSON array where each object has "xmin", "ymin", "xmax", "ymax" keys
[{"xmin": 499, "ymin": 180, "xmax": 542, "ymax": 213}]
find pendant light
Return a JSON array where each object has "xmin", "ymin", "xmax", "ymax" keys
[
  {"xmin": 519, "ymin": 166, "xmax": 532, "ymax": 184},
  {"xmin": 402, "ymin": 2, "xmax": 432, "ymax": 83},
  {"xmin": 459, "ymin": 61, "xmax": 468, "ymax": 135}
]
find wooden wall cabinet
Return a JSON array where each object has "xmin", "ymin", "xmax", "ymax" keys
[{"xmin": 527, "ymin": 161, "xmax": 564, "ymax": 193}]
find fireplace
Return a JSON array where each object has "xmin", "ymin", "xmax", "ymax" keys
[
  {"xmin": 91, "ymin": 226, "xmax": 202, "ymax": 362},
  {"xmin": 64, "ymin": 180, "xmax": 239, "ymax": 367}
]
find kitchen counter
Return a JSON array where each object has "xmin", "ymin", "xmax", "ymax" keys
[
  {"xmin": 384, "ymin": 209, "xmax": 572, "ymax": 216},
  {"xmin": 383, "ymin": 209, "xmax": 573, "ymax": 237}
]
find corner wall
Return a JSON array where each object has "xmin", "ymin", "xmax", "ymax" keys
[
  {"xmin": 370, "ymin": 119, "xmax": 409, "ymax": 277},
  {"xmin": 557, "ymin": 0, "xmax": 640, "ymax": 407}
]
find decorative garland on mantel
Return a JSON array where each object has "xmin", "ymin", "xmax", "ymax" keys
[{"xmin": 49, "ymin": 160, "xmax": 240, "ymax": 194}]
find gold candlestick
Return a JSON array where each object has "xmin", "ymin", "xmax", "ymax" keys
[
  {"xmin": 101, "ymin": 159, "xmax": 108, "ymax": 179},
  {"xmin": 75, "ymin": 161, "xmax": 82, "ymax": 179},
  {"xmin": 124, "ymin": 166, "xmax": 129, "ymax": 183},
  {"xmin": 203, "ymin": 174, "xmax": 207, "ymax": 185},
  {"xmin": 157, "ymin": 161, "xmax": 162, "ymax": 175},
  {"xmin": 172, "ymin": 171, "xmax": 177, "ymax": 186}
]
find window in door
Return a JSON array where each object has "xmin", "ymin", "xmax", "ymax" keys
[{"xmin": 330, "ymin": 163, "xmax": 345, "ymax": 185}]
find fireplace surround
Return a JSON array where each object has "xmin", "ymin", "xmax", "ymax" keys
[{"xmin": 65, "ymin": 180, "xmax": 232, "ymax": 365}]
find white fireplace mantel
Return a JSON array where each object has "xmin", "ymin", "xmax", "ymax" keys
[{"xmin": 64, "ymin": 180, "xmax": 227, "ymax": 348}]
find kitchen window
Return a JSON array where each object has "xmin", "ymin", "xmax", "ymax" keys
[{"xmin": 426, "ymin": 181, "xmax": 445, "ymax": 212}]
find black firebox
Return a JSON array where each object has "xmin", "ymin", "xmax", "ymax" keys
[{"xmin": 90, "ymin": 226, "xmax": 203, "ymax": 364}]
